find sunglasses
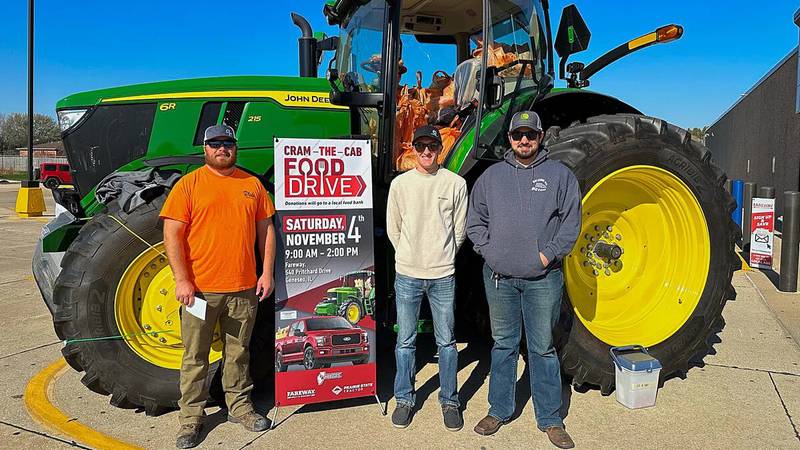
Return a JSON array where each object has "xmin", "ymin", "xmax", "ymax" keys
[
  {"xmin": 206, "ymin": 140, "xmax": 236, "ymax": 149},
  {"xmin": 413, "ymin": 142, "xmax": 443, "ymax": 152},
  {"xmin": 509, "ymin": 131, "xmax": 540, "ymax": 141}
]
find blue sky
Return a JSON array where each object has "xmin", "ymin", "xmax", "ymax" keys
[{"xmin": 1, "ymin": 1, "xmax": 797, "ymax": 129}]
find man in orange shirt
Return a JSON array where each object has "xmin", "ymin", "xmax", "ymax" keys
[{"xmin": 160, "ymin": 125, "xmax": 276, "ymax": 449}]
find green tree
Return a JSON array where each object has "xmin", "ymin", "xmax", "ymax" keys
[
  {"xmin": 688, "ymin": 126, "xmax": 709, "ymax": 143},
  {"xmin": 0, "ymin": 113, "xmax": 60, "ymax": 151}
]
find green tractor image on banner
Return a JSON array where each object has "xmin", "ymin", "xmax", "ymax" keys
[
  {"xmin": 32, "ymin": 0, "xmax": 739, "ymax": 414},
  {"xmin": 315, "ymin": 271, "xmax": 376, "ymax": 325}
]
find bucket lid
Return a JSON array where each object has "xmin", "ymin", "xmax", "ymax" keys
[{"xmin": 610, "ymin": 345, "xmax": 662, "ymax": 372}]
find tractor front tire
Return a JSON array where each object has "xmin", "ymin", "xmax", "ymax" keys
[
  {"xmin": 544, "ymin": 114, "xmax": 739, "ymax": 394},
  {"xmin": 340, "ymin": 300, "xmax": 364, "ymax": 325}
]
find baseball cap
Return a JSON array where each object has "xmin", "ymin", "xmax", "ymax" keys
[
  {"xmin": 509, "ymin": 111, "xmax": 542, "ymax": 132},
  {"xmin": 204, "ymin": 125, "xmax": 237, "ymax": 142},
  {"xmin": 412, "ymin": 125, "xmax": 442, "ymax": 144}
]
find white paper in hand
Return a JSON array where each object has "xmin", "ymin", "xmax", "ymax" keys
[{"xmin": 186, "ymin": 297, "xmax": 207, "ymax": 320}]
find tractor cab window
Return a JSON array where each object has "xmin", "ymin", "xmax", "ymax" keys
[
  {"xmin": 336, "ymin": 0, "xmax": 388, "ymax": 157},
  {"xmin": 468, "ymin": 0, "xmax": 551, "ymax": 160},
  {"xmin": 335, "ymin": 0, "xmax": 550, "ymax": 169}
]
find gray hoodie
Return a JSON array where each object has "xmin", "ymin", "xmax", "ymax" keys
[{"xmin": 467, "ymin": 148, "xmax": 581, "ymax": 279}]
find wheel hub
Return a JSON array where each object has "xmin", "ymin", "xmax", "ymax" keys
[{"xmin": 115, "ymin": 243, "xmax": 223, "ymax": 369}]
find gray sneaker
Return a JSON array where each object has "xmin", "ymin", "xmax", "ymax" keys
[
  {"xmin": 228, "ymin": 411, "xmax": 269, "ymax": 432},
  {"xmin": 175, "ymin": 423, "xmax": 202, "ymax": 449},
  {"xmin": 442, "ymin": 405, "xmax": 463, "ymax": 431},
  {"xmin": 391, "ymin": 404, "xmax": 413, "ymax": 428}
]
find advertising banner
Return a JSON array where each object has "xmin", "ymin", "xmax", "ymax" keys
[
  {"xmin": 273, "ymin": 138, "xmax": 376, "ymax": 407},
  {"xmin": 750, "ymin": 197, "xmax": 775, "ymax": 269}
]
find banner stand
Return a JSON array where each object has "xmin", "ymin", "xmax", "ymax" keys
[
  {"xmin": 269, "ymin": 394, "xmax": 385, "ymax": 430},
  {"xmin": 271, "ymin": 137, "xmax": 383, "ymax": 426}
]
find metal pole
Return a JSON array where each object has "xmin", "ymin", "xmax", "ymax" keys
[
  {"xmin": 27, "ymin": 0, "xmax": 34, "ymax": 183},
  {"xmin": 743, "ymin": 182, "xmax": 757, "ymax": 249},
  {"xmin": 759, "ymin": 186, "xmax": 775, "ymax": 199},
  {"xmin": 779, "ymin": 191, "xmax": 800, "ymax": 292},
  {"xmin": 732, "ymin": 180, "xmax": 744, "ymax": 229}
]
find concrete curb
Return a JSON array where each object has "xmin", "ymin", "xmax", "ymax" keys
[{"xmin": 24, "ymin": 357, "xmax": 144, "ymax": 450}]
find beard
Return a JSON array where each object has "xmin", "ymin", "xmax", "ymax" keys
[
  {"xmin": 513, "ymin": 143, "xmax": 538, "ymax": 160},
  {"xmin": 205, "ymin": 151, "xmax": 237, "ymax": 170}
]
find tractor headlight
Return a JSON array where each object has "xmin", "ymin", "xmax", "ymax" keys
[
  {"xmin": 57, "ymin": 108, "xmax": 89, "ymax": 132},
  {"xmin": 315, "ymin": 336, "xmax": 326, "ymax": 346}
]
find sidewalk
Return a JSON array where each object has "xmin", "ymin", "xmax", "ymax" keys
[{"xmin": 0, "ymin": 184, "xmax": 798, "ymax": 449}]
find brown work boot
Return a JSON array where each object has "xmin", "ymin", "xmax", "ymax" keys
[
  {"xmin": 175, "ymin": 423, "xmax": 203, "ymax": 449},
  {"xmin": 473, "ymin": 415, "xmax": 507, "ymax": 436},
  {"xmin": 228, "ymin": 411, "xmax": 269, "ymax": 432},
  {"xmin": 544, "ymin": 426, "xmax": 575, "ymax": 449}
]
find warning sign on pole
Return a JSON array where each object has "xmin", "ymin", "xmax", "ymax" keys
[
  {"xmin": 272, "ymin": 138, "xmax": 376, "ymax": 408},
  {"xmin": 750, "ymin": 197, "xmax": 775, "ymax": 269}
]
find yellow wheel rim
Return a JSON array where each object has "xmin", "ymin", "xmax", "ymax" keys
[
  {"xmin": 114, "ymin": 243, "xmax": 223, "ymax": 369},
  {"xmin": 564, "ymin": 165, "xmax": 710, "ymax": 347},
  {"xmin": 346, "ymin": 303, "xmax": 360, "ymax": 323}
]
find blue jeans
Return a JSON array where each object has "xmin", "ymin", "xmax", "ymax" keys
[
  {"xmin": 483, "ymin": 264, "xmax": 564, "ymax": 430},
  {"xmin": 394, "ymin": 273, "xmax": 459, "ymax": 408}
]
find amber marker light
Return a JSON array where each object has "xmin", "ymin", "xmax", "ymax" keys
[{"xmin": 656, "ymin": 25, "xmax": 683, "ymax": 43}]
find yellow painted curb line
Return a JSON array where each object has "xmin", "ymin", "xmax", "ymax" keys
[
  {"xmin": 24, "ymin": 357, "xmax": 144, "ymax": 450},
  {"xmin": 737, "ymin": 252, "xmax": 752, "ymax": 271}
]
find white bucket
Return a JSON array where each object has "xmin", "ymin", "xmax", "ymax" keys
[{"xmin": 610, "ymin": 346, "xmax": 662, "ymax": 409}]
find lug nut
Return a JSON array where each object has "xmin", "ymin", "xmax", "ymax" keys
[
  {"xmin": 594, "ymin": 225, "xmax": 600, "ymax": 231},
  {"xmin": 160, "ymin": 288, "xmax": 168, "ymax": 295},
  {"xmin": 604, "ymin": 269, "xmax": 611, "ymax": 276},
  {"xmin": 592, "ymin": 270, "xmax": 599, "ymax": 276},
  {"xmin": 156, "ymin": 305, "xmax": 162, "ymax": 312},
  {"xmin": 585, "ymin": 233, "xmax": 591, "ymax": 240},
  {"xmin": 159, "ymin": 337, "xmax": 167, "ymax": 344},
  {"xmin": 616, "ymin": 234, "xmax": 622, "ymax": 241},
  {"xmin": 607, "ymin": 226, "xmax": 613, "ymax": 232},
  {"xmin": 144, "ymin": 324, "xmax": 151, "ymax": 330}
]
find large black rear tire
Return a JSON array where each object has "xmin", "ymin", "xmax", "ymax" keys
[
  {"xmin": 544, "ymin": 114, "xmax": 739, "ymax": 394},
  {"xmin": 52, "ymin": 196, "xmax": 198, "ymax": 414},
  {"xmin": 51, "ymin": 194, "xmax": 272, "ymax": 412}
]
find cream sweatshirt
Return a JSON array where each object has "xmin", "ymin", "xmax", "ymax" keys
[{"xmin": 386, "ymin": 167, "xmax": 468, "ymax": 279}]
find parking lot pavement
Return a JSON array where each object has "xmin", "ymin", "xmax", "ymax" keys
[{"xmin": 0, "ymin": 182, "xmax": 798, "ymax": 449}]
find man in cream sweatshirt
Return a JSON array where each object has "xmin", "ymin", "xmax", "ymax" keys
[{"xmin": 387, "ymin": 125, "xmax": 468, "ymax": 431}]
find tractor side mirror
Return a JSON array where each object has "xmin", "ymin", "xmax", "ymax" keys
[
  {"xmin": 555, "ymin": 5, "xmax": 591, "ymax": 58},
  {"xmin": 554, "ymin": 4, "xmax": 591, "ymax": 80}
]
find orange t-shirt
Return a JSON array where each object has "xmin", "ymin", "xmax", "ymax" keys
[{"xmin": 159, "ymin": 166, "xmax": 275, "ymax": 292}]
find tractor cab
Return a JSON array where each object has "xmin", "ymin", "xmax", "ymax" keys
[{"xmin": 324, "ymin": 0, "xmax": 553, "ymax": 181}]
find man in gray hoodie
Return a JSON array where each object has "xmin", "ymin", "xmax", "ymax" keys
[{"xmin": 467, "ymin": 111, "xmax": 580, "ymax": 449}]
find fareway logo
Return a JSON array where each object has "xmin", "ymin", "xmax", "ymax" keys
[{"xmin": 287, "ymin": 389, "xmax": 316, "ymax": 399}]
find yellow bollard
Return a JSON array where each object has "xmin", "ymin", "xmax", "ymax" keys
[{"xmin": 15, "ymin": 180, "xmax": 46, "ymax": 218}]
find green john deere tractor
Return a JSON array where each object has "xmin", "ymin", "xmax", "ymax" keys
[
  {"xmin": 33, "ymin": 0, "xmax": 739, "ymax": 414},
  {"xmin": 314, "ymin": 270, "xmax": 376, "ymax": 324}
]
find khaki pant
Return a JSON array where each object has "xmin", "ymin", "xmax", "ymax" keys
[{"xmin": 178, "ymin": 288, "xmax": 258, "ymax": 425}]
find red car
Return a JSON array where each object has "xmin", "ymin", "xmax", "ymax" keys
[
  {"xmin": 38, "ymin": 162, "xmax": 72, "ymax": 189},
  {"xmin": 275, "ymin": 316, "xmax": 369, "ymax": 371}
]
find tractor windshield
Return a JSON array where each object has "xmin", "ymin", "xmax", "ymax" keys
[{"xmin": 335, "ymin": 0, "xmax": 550, "ymax": 169}]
